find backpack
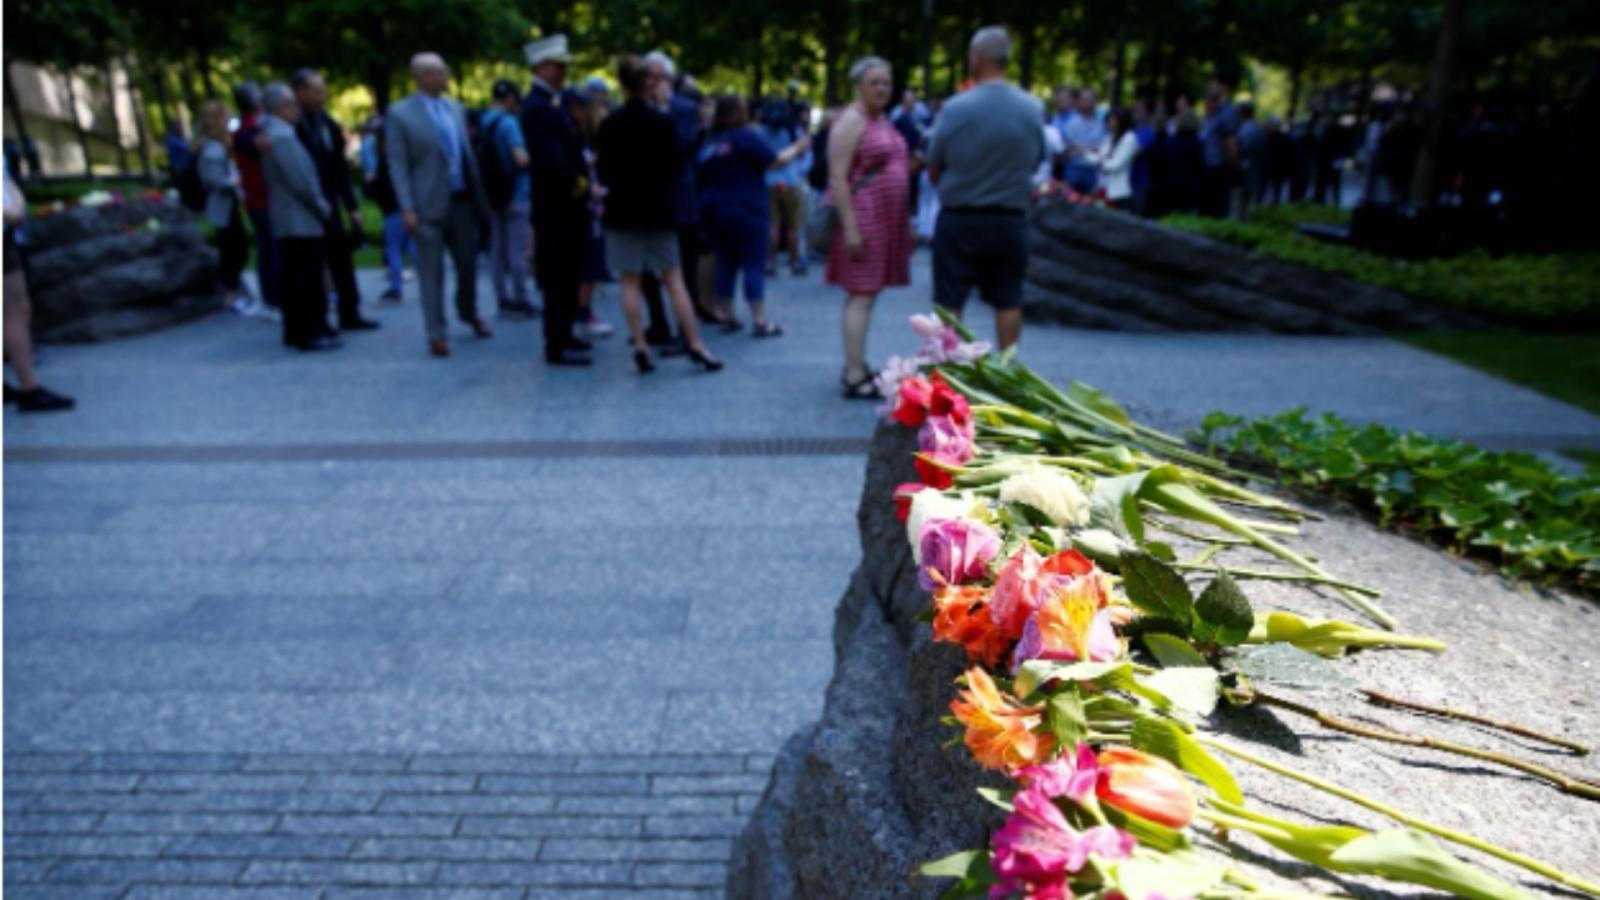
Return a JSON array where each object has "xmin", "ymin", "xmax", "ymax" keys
[
  {"xmin": 174, "ymin": 154, "xmax": 206, "ymax": 212},
  {"xmin": 476, "ymin": 111, "xmax": 516, "ymax": 211}
]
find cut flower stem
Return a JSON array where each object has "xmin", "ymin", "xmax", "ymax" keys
[{"xmin": 1360, "ymin": 689, "xmax": 1591, "ymax": 755}]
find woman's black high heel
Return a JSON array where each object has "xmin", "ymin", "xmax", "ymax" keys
[
  {"xmin": 686, "ymin": 345, "xmax": 723, "ymax": 372},
  {"xmin": 634, "ymin": 349, "xmax": 656, "ymax": 374}
]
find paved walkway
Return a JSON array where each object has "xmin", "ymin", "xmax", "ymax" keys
[{"xmin": 6, "ymin": 256, "xmax": 1599, "ymax": 898}]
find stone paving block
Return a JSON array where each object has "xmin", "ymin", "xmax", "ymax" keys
[
  {"xmin": 242, "ymin": 753, "xmax": 410, "ymax": 773},
  {"xmin": 1, "ymin": 858, "xmax": 57, "ymax": 882},
  {"xmin": 122, "ymin": 888, "xmax": 322, "ymax": 900},
  {"xmin": 277, "ymin": 814, "xmax": 458, "ymax": 837},
  {"xmin": 476, "ymin": 774, "xmax": 647, "ymax": 795},
  {"xmin": 46, "ymin": 857, "xmax": 246, "ymax": 883},
  {"xmin": 408, "ymin": 754, "xmax": 574, "ymax": 774},
  {"xmin": 744, "ymin": 753, "xmax": 778, "ymax": 773},
  {"xmin": 455, "ymin": 816, "xmax": 640, "ymax": 839},
  {"xmin": 8, "ymin": 638, "xmax": 403, "ymax": 692},
  {"xmin": 1, "ymin": 753, "xmax": 86, "ymax": 772},
  {"xmin": 435, "ymin": 861, "xmax": 634, "ymax": 887},
  {"xmin": 571, "ymin": 754, "xmax": 745, "ymax": 775},
  {"xmin": 95, "ymin": 812, "xmax": 279, "ymax": 834},
  {"xmin": 630, "ymin": 861, "xmax": 727, "ymax": 888},
  {"xmin": 351, "ymin": 836, "xmax": 543, "ymax": 861},
  {"xmin": 307, "ymin": 773, "xmax": 476, "ymax": 793},
  {"xmin": 25, "ymin": 790, "xmax": 381, "ymax": 814},
  {"xmin": 78, "ymin": 753, "xmax": 248, "ymax": 772},
  {"xmin": 642, "ymin": 814, "xmax": 749, "ymax": 838},
  {"xmin": 656, "ymin": 690, "xmax": 824, "ymax": 754},
  {"xmin": 649, "ymin": 773, "xmax": 772, "ymax": 795},
  {"xmin": 162, "ymin": 834, "xmax": 356, "ymax": 859},
  {"xmin": 239, "ymin": 859, "xmax": 439, "ymax": 885},
  {"xmin": 524, "ymin": 892, "xmax": 719, "ymax": 900},
  {"xmin": 4, "ymin": 772, "xmax": 140, "ymax": 792},
  {"xmin": 138, "ymin": 773, "xmax": 309, "ymax": 792},
  {"xmin": 554, "ymin": 795, "xmax": 732, "ymax": 817},
  {"xmin": 2, "ymin": 886, "xmax": 124, "ymax": 900},
  {"xmin": 5, "ymin": 833, "xmax": 171, "ymax": 857},
  {"xmin": 325, "ymin": 890, "xmax": 524, "ymax": 900},
  {"xmin": 377, "ymin": 793, "xmax": 557, "ymax": 817},
  {"xmin": 540, "ymin": 837, "xmax": 732, "ymax": 862},
  {"xmin": 3, "ymin": 813, "xmax": 103, "ymax": 834}
]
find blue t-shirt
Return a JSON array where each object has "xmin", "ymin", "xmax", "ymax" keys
[
  {"xmin": 482, "ymin": 109, "xmax": 530, "ymax": 205},
  {"xmin": 698, "ymin": 127, "xmax": 776, "ymax": 223},
  {"xmin": 1201, "ymin": 102, "xmax": 1240, "ymax": 168},
  {"xmin": 761, "ymin": 124, "xmax": 803, "ymax": 189}
]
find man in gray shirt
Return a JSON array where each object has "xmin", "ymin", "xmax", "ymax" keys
[{"xmin": 927, "ymin": 26, "xmax": 1044, "ymax": 349}]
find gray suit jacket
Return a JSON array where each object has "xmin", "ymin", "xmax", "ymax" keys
[
  {"xmin": 260, "ymin": 115, "xmax": 328, "ymax": 239},
  {"xmin": 385, "ymin": 92, "xmax": 488, "ymax": 222}
]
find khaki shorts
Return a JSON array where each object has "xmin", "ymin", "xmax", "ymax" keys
[{"xmin": 769, "ymin": 185, "xmax": 805, "ymax": 232}]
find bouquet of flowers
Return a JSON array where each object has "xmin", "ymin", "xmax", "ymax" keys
[{"xmin": 876, "ymin": 312, "xmax": 1598, "ymax": 900}]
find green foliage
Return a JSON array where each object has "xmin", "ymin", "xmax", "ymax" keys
[
  {"xmin": 1402, "ymin": 331, "xmax": 1600, "ymax": 415},
  {"xmin": 1162, "ymin": 212, "xmax": 1600, "ymax": 324},
  {"xmin": 1196, "ymin": 408, "xmax": 1600, "ymax": 590}
]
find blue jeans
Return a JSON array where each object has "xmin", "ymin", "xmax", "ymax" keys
[
  {"xmin": 708, "ymin": 214, "xmax": 767, "ymax": 304},
  {"xmin": 246, "ymin": 208, "xmax": 280, "ymax": 308},
  {"xmin": 382, "ymin": 211, "xmax": 416, "ymax": 295}
]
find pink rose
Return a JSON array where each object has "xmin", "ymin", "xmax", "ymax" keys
[{"xmin": 918, "ymin": 517, "xmax": 1001, "ymax": 592}]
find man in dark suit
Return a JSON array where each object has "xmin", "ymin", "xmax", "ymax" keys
[
  {"xmin": 291, "ymin": 68, "xmax": 379, "ymax": 332},
  {"xmin": 520, "ymin": 35, "xmax": 593, "ymax": 367}
]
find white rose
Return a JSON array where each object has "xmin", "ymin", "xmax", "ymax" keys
[
  {"xmin": 906, "ymin": 489, "xmax": 977, "ymax": 564},
  {"xmin": 998, "ymin": 467, "xmax": 1091, "ymax": 527}
]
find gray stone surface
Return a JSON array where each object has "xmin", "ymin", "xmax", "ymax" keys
[
  {"xmin": 1023, "ymin": 201, "xmax": 1489, "ymax": 333},
  {"xmin": 23, "ymin": 200, "xmax": 221, "ymax": 344},
  {"xmin": 728, "ymin": 421, "xmax": 1600, "ymax": 899},
  {"xmin": 8, "ymin": 256, "xmax": 1600, "ymax": 896}
]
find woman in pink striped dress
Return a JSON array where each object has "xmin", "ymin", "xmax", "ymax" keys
[{"xmin": 825, "ymin": 56, "xmax": 912, "ymax": 399}]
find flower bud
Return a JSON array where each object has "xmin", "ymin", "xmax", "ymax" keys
[{"xmin": 1095, "ymin": 746, "xmax": 1196, "ymax": 828}]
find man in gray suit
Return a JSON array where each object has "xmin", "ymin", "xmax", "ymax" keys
[
  {"xmin": 385, "ymin": 52, "xmax": 493, "ymax": 357},
  {"xmin": 259, "ymin": 83, "xmax": 340, "ymax": 352}
]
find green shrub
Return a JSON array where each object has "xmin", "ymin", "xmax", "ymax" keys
[
  {"xmin": 1163, "ymin": 213, "xmax": 1600, "ymax": 324},
  {"xmin": 1195, "ymin": 408, "xmax": 1600, "ymax": 592}
]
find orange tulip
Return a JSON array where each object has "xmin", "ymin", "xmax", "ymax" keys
[
  {"xmin": 949, "ymin": 667, "xmax": 1055, "ymax": 772},
  {"xmin": 931, "ymin": 585, "xmax": 1011, "ymax": 667},
  {"xmin": 1095, "ymin": 746, "xmax": 1196, "ymax": 828}
]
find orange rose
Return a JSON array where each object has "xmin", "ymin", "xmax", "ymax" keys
[
  {"xmin": 949, "ymin": 667, "xmax": 1055, "ymax": 772},
  {"xmin": 931, "ymin": 585, "xmax": 1012, "ymax": 667},
  {"xmin": 1095, "ymin": 746, "xmax": 1196, "ymax": 828}
]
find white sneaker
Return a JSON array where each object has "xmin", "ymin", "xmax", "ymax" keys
[
  {"xmin": 255, "ymin": 304, "xmax": 282, "ymax": 323},
  {"xmin": 229, "ymin": 296, "xmax": 252, "ymax": 315},
  {"xmin": 585, "ymin": 315, "xmax": 614, "ymax": 338},
  {"xmin": 236, "ymin": 297, "xmax": 262, "ymax": 317}
]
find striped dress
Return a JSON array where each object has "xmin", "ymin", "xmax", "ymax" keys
[{"xmin": 825, "ymin": 108, "xmax": 912, "ymax": 294}]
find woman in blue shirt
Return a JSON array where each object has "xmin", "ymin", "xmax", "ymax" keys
[{"xmin": 696, "ymin": 96, "xmax": 809, "ymax": 338}]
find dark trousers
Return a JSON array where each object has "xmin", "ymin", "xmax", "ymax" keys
[
  {"xmin": 1201, "ymin": 166, "xmax": 1233, "ymax": 218},
  {"xmin": 217, "ymin": 207, "xmax": 250, "ymax": 291},
  {"xmin": 534, "ymin": 208, "xmax": 584, "ymax": 355},
  {"xmin": 279, "ymin": 237, "xmax": 328, "ymax": 347},
  {"xmin": 322, "ymin": 207, "xmax": 363, "ymax": 325},
  {"xmin": 639, "ymin": 224, "xmax": 701, "ymax": 338},
  {"xmin": 247, "ymin": 208, "xmax": 281, "ymax": 308}
]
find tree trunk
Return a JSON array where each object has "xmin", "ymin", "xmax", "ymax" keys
[
  {"xmin": 1287, "ymin": 60, "xmax": 1304, "ymax": 119},
  {"xmin": 1018, "ymin": 24, "xmax": 1036, "ymax": 90},
  {"xmin": 196, "ymin": 46, "xmax": 217, "ymax": 99},
  {"xmin": 920, "ymin": 0, "xmax": 934, "ymax": 99},
  {"xmin": 176, "ymin": 66, "xmax": 199, "ymax": 129},
  {"xmin": 124, "ymin": 56, "xmax": 153, "ymax": 181},
  {"xmin": 63, "ymin": 72, "xmax": 96, "ymax": 178},
  {"xmin": 1410, "ymin": 0, "xmax": 1464, "ymax": 207},
  {"xmin": 103, "ymin": 64, "xmax": 129, "ymax": 174},
  {"xmin": 368, "ymin": 71, "xmax": 392, "ymax": 113},
  {"xmin": 3, "ymin": 63, "xmax": 35, "ymax": 172},
  {"xmin": 1109, "ymin": 21, "xmax": 1129, "ymax": 107},
  {"xmin": 822, "ymin": 25, "xmax": 840, "ymax": 106}
]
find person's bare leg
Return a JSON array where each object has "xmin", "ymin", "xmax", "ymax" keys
[
  {"xmin": 841, "ymin": 292, "xmax": 876, "ymax": 383},
  {"xmin": 664, "ymin": 268, "xmax": 715, "ymax": 357},
  {"xmin": 4, "ymin": 270, "xmax": 40, "ymax": 390},
  {"xmin": 617, "ymin": 272, "xmax": 648, "ymax": 352},
  {"xmin": 995, "ymin": 308, "xmax": 1022, "ymax": 350}
]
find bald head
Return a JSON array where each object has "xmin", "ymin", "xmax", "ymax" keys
[
  {"xmin": 969, "ymin": 26, "xmax": 1011, "ymax": 79},
  {"xmin": 410, "ymin": 52, "xmax": 450, "ymax": 96}
]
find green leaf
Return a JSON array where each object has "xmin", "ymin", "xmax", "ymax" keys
[
  {"xmin": 1222, "ymin": 643, "xmax": 1354, "ymax": 689},
  {"xmin": 1112, "ymin": 852, "xmax": 1227, "ymax": 900},
  {"xmin": 1013, "ymin": 660, "xmax": 1131, "ymax": 698},
  {"xmin": 1131, "ymin": 716, "xmax": 1244, "ymax": 804},
  {"xmin": 1207, "ymin": 797, "xmax": 1366, "ymax": 868},
  {"xmin": 1330, "ymin": 829, "xmax": 1533, "ymax": 900},
  {"xmin": 975, "ymin": 786, "xmax": 1015, "ymax": 812},
  {"xmin": 1142, "ymin": 633, "xmax": 1209, "ymax": 668},
  {"xmin": 1144, "ymin": 667, "xmax": 1221, "ymax": 718},
  {"xmin": 1119, "ymin": 551, "xmax": 1194, "ymax": 624},
  {"xmin": 1091, "ymin": 472, "xmax": 1148, "ymax": 541},
  {"xmin": 1192, "ymin": 569, "xmax": 1254, "ymax": 647},
  {"xmin": 918, "ymin": 848, "xmax": 997, "ymax": 900},
  {"xmin": 1068, "ymin": 380, "xmax": 1135, "ymax": 429},
  {"xmin": 1045, "ymin": 691, "xmax": 1088, "ymax": 749},
  {"xmin": 1101, "ymin": 801, "xmax": 1191, "ymax": 852}
]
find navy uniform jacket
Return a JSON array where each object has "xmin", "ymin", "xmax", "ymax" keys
[{"xmin": 519, "ymin": 79, "xmax": 588, "ymax": 234}]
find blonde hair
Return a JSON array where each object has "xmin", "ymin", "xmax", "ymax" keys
[{"xmin": 198, "ymin": 100, "xmax": 230, "ymax": 143}]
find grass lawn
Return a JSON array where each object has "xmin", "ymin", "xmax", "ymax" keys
[{"xmin": 1401, "ymin": 331, "xmax": 1600, "ymax": 415}]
